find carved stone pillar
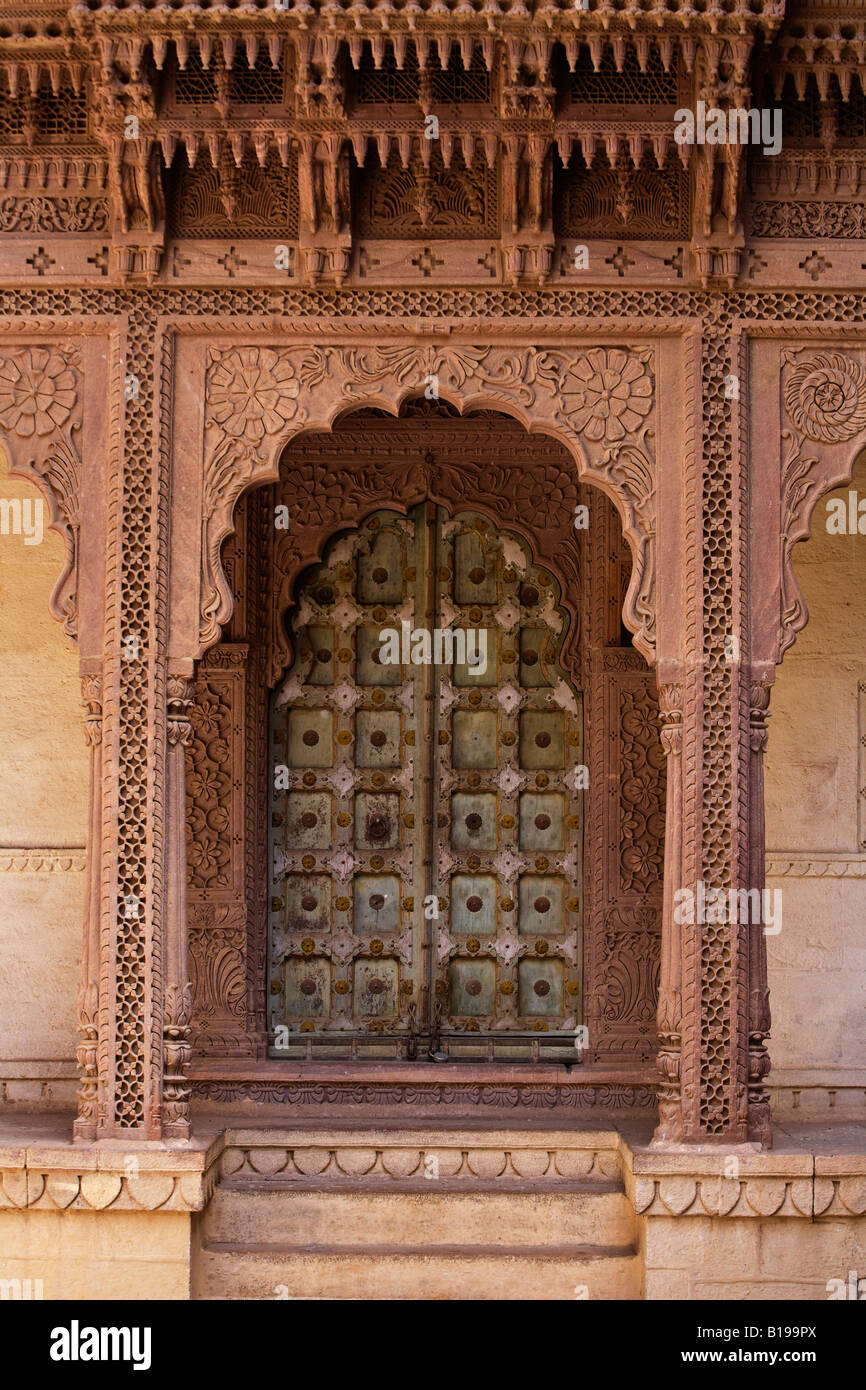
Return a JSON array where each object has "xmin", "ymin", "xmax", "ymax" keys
[
  {"xmin": 163, "ymin": 674, "xmax": 195, "ymax": 1139},
  {"xmin": 74, "ymin": 672, "xmax": 103, "ymax": 1142},
  {"xmin": 654, "ymin": 681, "xmax": 684, "ymax": 1142},
  {"xmin": 747, "ymin": 678, "xmax": 773, "ymax": 1146},
  {"xmin": 655, "ymin": 328, "xmax": 774, "ymax": 1148}
]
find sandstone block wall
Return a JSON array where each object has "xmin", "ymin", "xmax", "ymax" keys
[
  {"xmin": 0, "ymin": 455, "xmax": 86, "ymax": 1109},
  {"xmin": 765, "ymin": 452, "xmax": 866, "ymax": 1116}
]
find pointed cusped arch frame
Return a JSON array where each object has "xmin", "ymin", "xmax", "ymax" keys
[{"xmin": 197, "ymin": 341, "xmax": 659, "ymax": 665}]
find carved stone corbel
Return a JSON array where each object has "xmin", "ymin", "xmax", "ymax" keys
[
  {"xmin": 92, "ymin": 50, "xmax": 165, "ymax": 283},
  {"xmin": 297, "ymin": 133, "xmax": 352, "ymax": 288},
  {"xmin": 500, "ymin": 134, "xmax": 555, "ymax": 287}
]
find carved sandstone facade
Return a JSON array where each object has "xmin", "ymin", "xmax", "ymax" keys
[{"xmin": 0, "ymin": 0, "xmax": 866, "ymax": 1301}]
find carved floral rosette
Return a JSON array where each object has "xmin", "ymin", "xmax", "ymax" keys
[{"xmin": 201, "ymin": 341, "xmax": 658, "ymax": 662}]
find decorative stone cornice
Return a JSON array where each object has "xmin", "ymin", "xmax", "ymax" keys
[
  {"xmin": 632, "ymin": 1171, "xmax": 866, "ymax": 1219},
  {"xmin": 0, "ymin": 847, "xmax": 86, "ymax": 872},
  {"xmin": 0, "ymin": 1142, "xmax": 221, "ymax": 1213},
  {"xmin": 221, "ymin": 1129, "xmax": 624, "ymax": 1184},
  {"xmin": 766, "ymin": 853, "xmax": 866, "ymax": 878}
]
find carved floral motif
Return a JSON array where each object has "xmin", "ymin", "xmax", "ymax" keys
[
  {"xmin": 619, "ymin": 684, "xmax": 666, "ymax": 895},
  {"xmin": 0, "ymin": 196, "xmax": 109, "ymax": 234},
  {"xmin": 186, "ymin": 679, "xmax": 234, "ymax": 892},
  {"xmin": 207, "ymin": 347, "xmax": 301, "ymax": 444},
  {"xmin": 784, "ymin": 351, "xmax": 866, "ymax": 445},
  {"xmin": 561, "ymin": 348, "xmax": 653, "ymax": 443},
  {"xmin": 0, "ymin": 347, "xmax": 76, "ymax": 438}
]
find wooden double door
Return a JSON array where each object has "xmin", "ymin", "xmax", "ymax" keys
[{"xmin": 268, "ymin": 500, "xmax": 585, "ymax": 1059}]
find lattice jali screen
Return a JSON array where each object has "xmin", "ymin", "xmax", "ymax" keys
[
  {"xmin": 555, "ymin": 152, "xmax": 689, "ymax": 240},
  {"xmin": 168, "ymin": 148, "xmax": 299, "ymax": 239},
  {"xmin": 355, "ymin": 43, "xmax": 491, "ymax": 105},
  {"xmin": 355, "ymin": 150, "xmax": 498, "ymax": 239},
  {"xmin": 569, "ymin": 44, "xmax": 678, "ymax": 106},
  {"xmin": 112, "ymin": 304, "xmax": 160, "ymax": 1129},
  {"xmin": 173, "ymin": 50, "xmax": 285, "ymax": 106},
  {"xmin": 758, "ymin": 73, "xmax": 866, "ymax": 143},
  {"xmin": 0, "ymin": 83, "xmax": 87, "ymax": 139}
]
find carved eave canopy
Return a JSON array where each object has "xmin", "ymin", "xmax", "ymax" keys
[
  {"xmin": 19, "ymin": 1, "xmax": 866, "ymax": 295},
  {"xmin": 768, "ymin": 1, "xmax": 866, "ymax": 104},
  {"xmin": 70, "ymin": 0, "xmax": 783, "ymax": 42}
]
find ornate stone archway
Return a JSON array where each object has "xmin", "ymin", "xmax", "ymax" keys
[
  {"xmin": 183, "ymin": 403, "xmax": 666, "ymax": 1088},
  {"xmin": 7, "ymin": 314, "xmax": 866, "ymax": 1150},
  {"xmin": 197, "ymin": 342, "xmax": 659, "ymax": 663}
]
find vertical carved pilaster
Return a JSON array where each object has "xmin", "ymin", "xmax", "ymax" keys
[
  {"xmin": 654, "ymin": 681, "xmax": 684, "ymax": 1143},
  {"xmin": 747, "ymin": 678, "xmax": 773, "ymax": 1147},
  {"xmin": 74, "ymin": 673, "xmax": 103, "ymax": 1141},
  {"xmin": 163, "ymin": 674, "xmax": 194, "ymax": 1139}
]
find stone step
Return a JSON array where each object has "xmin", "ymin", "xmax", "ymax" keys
[
  {"xmin": 194, "ymin": 1241, "xmax": 640, "ymax": 1301},
  {"xmin": 220, "ymin": 1124, "xmax": 625, "ymax": 1188},
  {"xmin": 204, "ymin": 1178, "xmax": 634, "ymax": 1248}
]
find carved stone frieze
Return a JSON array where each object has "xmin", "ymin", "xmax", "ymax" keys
[
  {"xmin": 0, "ymin": 196, "xmax": 109, "ymax": 234},
  {"xmin": 633, "ymin": 1173, "xmax": 866, "ymax": 1220},
  {"xmin": 193, "ymin": 1080, "xmax": 657, "ymax": 1111}
]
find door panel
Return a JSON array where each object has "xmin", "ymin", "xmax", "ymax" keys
[
  {"xmin": 270, "ymin": 507, "xmax": 428, "ymax": 1055},
  {"xmin": 268, "ymin": 502, "xmax": 583, "ymax": 1058},
  {"xmin": 431, "ymin": 510, "xmax": 583, "ymax": 1059}
]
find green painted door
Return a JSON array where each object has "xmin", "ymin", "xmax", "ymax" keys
[{"xmin": 269, "ymin": 502, "xmax": 583, "ymax": 1059}]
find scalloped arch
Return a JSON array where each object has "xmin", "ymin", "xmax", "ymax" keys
[
  {"xmin": 0, "ymin": 417, "xmax": 81, "ymax": 641},
  {"xmin": 199, "ymin": 342, "xmax": 658, "ymax": 663}
]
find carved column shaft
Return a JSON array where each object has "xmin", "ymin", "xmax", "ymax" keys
[
  {"xmin": 163, "ymin": 675, "xmax": 195, "ymax": 1139},
  {"xmin": 654, "ymin": 682, "xmax": 684, "ymax": 1142},
  {"xmin": 74, "ymin": 674, "xmax": 103, "ymax": 1142},
  {"xmin": 748, "ymin": 680, "xmax": 773, "ymax": 1146}
]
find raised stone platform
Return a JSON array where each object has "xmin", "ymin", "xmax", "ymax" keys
[{"xmin": 1, "ymin": 1112, "xmax": 864, "ymax": 1300}]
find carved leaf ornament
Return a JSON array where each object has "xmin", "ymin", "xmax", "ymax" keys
[{"xmin": 202, "ymin": 343, "xmax": 657, "ymax": 658}]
